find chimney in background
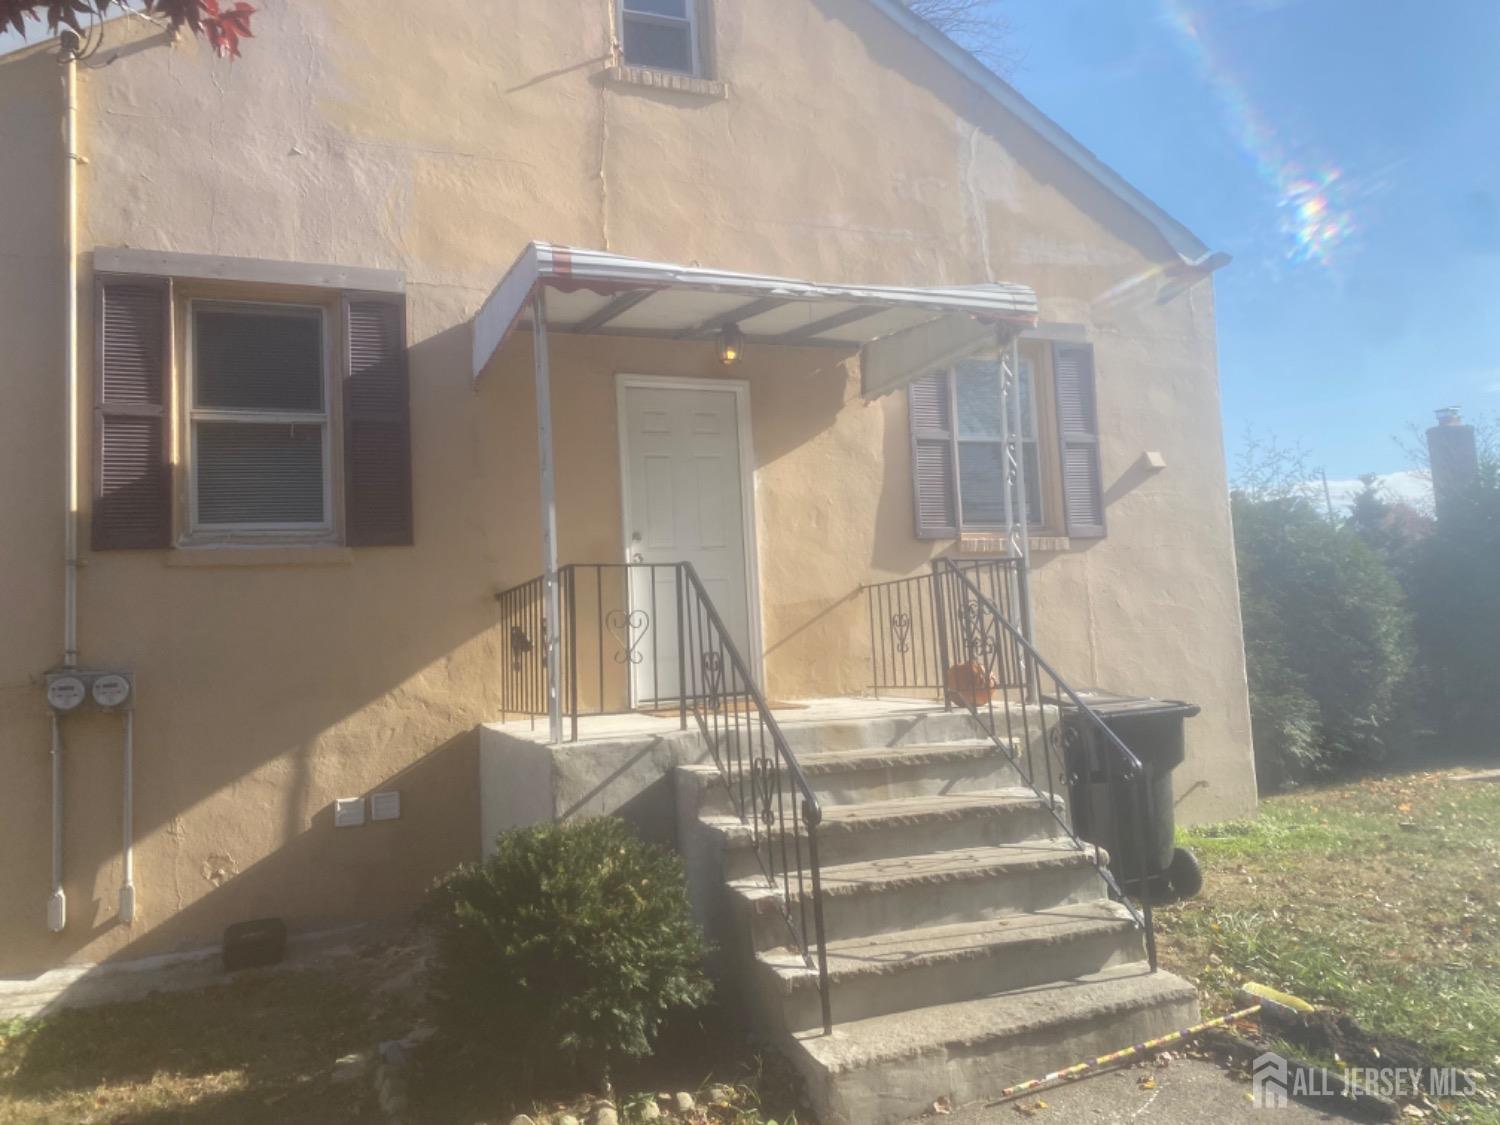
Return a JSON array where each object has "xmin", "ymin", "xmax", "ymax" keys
[{"xmin": 1427, "ymin": 407, "xmax": 1479, "ymax": 521}]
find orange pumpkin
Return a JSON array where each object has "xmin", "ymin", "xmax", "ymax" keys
[{"xmin": 945, "ymin": 660, "xmax": 998, "ymax": 708}]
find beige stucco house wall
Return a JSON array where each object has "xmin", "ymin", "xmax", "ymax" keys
[{"xmin": 0, "ymin": 0, "xmax": 1254, "ymax": 976}]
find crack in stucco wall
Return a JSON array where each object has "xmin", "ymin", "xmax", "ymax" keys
[{"xmin": 961, "ymin": 121, "xmax": 995, "ymax": 283}]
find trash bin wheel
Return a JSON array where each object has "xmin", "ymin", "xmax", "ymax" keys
[{"xmin": 1165, "ymin": 846, "xmax": 1203, "ymax": 900}]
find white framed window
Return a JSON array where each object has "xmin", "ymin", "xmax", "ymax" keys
[
  {"xmin": 187, "ymin": 300, "xmax": 332, "ymax": 535},
  {"xmin": 619, "ymin": 0, "xmax": 700, "ymax": 76}
]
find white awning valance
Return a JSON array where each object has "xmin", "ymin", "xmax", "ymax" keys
[{"xmin": 471, "ymin": 242, "xmax": 1037, "ymax": 399}]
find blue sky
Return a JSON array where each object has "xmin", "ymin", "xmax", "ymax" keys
[
  {"xmin": 5, "ymin": 3, "xmax": 1496, "ymax": 482},
  {"xmin": 997, "ymin": 0, "xmax": 1500, "ymax": 482}
]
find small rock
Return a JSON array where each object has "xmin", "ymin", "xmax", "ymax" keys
[
  {"xmin": 705, "ymin": 1084, "xmax": 734, "ymax": 1105},
  {"xmin": 673, "ymin": 1091, "xmax": 695, "ymax": 1113},
  {"xmin": 331, "ymin": 1051, "xmax": 370, "ymax": 1084},
  {"xmin": 557, "ymin": 1115, "xmax": 581, "ymax": 1125},
  {"xmin": 400, "ymin": 1023, "xmax": 438, "ymax": 1049},
  {"xmin": 507, "ymin": 1117, "xmax": 536, "ymax": 1125},
  {"xmin": 588, "ymin": 1105, "xmax": 617, "ymax": 1125},
  {"xmin": 637, "ymin": 1099, "xmax": 662, "ymax": 1121}
]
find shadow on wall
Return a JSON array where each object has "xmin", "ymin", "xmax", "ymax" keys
[{"xmin": 14, "ymin": 319, "xmax": 500, "ymax": 983}]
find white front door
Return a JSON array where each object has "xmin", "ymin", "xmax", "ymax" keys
[{"xmin": 619, "ymin": 380, "xmax": 755, "ymax": 704}]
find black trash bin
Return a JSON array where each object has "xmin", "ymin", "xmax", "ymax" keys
[{"xmin": 1054, "ymin": 690, "xmax": 1202, "ymax": 903}]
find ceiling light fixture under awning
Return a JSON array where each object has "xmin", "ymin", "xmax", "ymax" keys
[{"xmin": 470, "ymin": 242, "xmax": 1039, "ymax": 400}]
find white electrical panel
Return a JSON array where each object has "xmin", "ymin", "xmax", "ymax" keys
[
  {"xmin": 370, "ymin": 791, "xmax": 401, "ymax": 822},
  {"xmin": 334, "ymin": 797, "xmax": 366, "ymax": 828}
]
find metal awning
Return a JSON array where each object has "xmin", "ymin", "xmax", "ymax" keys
[{"xmin": 471, "ymin": 242, "xmax": 1038, "ymax": 399}]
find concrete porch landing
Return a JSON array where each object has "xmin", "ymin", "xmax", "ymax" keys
[
  {"xmin": 487, "ymin": 694, "xmax": 961, "ymax": 745},
  {"xmin": 478, "ymin": 696, "xmax": 995, "ymax": 853}
]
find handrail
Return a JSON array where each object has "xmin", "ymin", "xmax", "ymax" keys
[
  {"xmin": 679, "ymin": 562, "xmax": 833, "ymax": 1034},
  {"xmin": 495, "ymin": 561, "xmax": 834, "ymax": 1033},
  {"xmin": 680, "ymin": 564, "xmax": 823, "ymax": 809},
  {"xmin": 935, "ymin": 558, "xmax": 1158, "ymax": 969}
]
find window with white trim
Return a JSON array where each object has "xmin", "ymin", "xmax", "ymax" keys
[
  {"xmin": 189, "ymin": 301, "xmax": 331, "ymax": 533},
  {"xmin": 619, "ymin": 0, "xmax": 700, "ymax": 75}
]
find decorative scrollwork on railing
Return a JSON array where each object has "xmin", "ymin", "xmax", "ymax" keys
[
  {"xmin": 890, "ymin": 611, "xmax": 912, "ymax": 654},
  {"xmin": 960, "ymin": 600, "xmax": 996, "ymax": 666},
  {"xmin": 702, "ymin": 651, "xmax": 724, "ymax": 711},
  {"xmin": 751, "ymin": 755, "xmax": 779, "ymax": 834},
  {"xmin": 605, "ymin": 608, "xmax": 651, "ymax": 665}
]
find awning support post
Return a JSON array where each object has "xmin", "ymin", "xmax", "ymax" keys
[
  {"xmin": 999, "ymin": 330, "xmax": 1034, "ymax": 645},
  {"xmin": 532, "ymin": 287, "xmax": 563, "ymax": 744}
]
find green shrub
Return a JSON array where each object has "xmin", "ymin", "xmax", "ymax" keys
[
  {"xmin": 1233, "ymin": 493, "xmax": 1412, "ymax": 784},
  {"xmin": 425, "ymin": 817, "xmax": 711, "ymax": 1085},
  {"xmin": 1410, "ymin": 460, "xmax": 1500, "ymax": 737}
]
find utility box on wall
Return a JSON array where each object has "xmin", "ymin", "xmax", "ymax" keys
[{"xmin": 46, "ymin": 669, "xmax": 134, "ymax": 712}]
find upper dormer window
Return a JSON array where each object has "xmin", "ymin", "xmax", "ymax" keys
[{"xmin": 620, "ymin": 0, "xmax": 700, "ymax": 76}]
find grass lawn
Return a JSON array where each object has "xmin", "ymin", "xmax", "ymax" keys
[
  {"xmin": 0, "ymin": 968, "xmax": 415, "ymax": 1123},
  {"xmin": 0, "ymin": 941, "xmax": 797, "ymax": 1124},
  {"xmin": 1156, "ymin": 763, "xmax": 1500, "ymax": 1121}
]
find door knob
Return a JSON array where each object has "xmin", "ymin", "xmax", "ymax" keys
[{"xmin": 632, "ymin": 552, "xmax": 644, "ymax": 563}]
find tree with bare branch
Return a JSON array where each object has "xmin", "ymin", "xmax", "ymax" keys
[{"xmin": 905, "ymin": 0, "xmax": 1017, "ymax": 76}]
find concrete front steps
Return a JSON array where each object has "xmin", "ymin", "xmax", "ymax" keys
[{"xmin": 674, "ymin": 709, "xmax": 1199, "ymax": 1125}]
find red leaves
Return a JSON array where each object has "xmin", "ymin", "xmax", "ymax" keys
[
  {"xmin": 0, "ymin": 0, "xmax": 100, "ymax": 38},
  {"xmin": 197, "ymin": 0, "xmax": 255, "ymax": 58},
  {"xmin": 0, "ymin": 0, "xmax": 255, "ymax": 58}
]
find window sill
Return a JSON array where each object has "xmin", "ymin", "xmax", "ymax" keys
[
  {"xmin": 166, "ymin": 544, "xmax": 353, "ymax": 569},
  {"xmin": 606, "ymin": 63, "xmax": 728, "ymax": 99},
  {"xmin": 957, "ymin": 534, "xmax": 1075, "ymax": 554}
]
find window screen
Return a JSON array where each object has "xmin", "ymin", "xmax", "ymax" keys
[
  {"xmin": 621, "ymin": 0, "xmax": 697, "ymax": 74},
  {"xmin": 191, "ymin": 304, "xmax": 328, "ymax": 529}
]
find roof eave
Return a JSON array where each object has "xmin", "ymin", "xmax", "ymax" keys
[{"xmin": 864, "ymin": 0, "xmax": 1216, "ymax": 265}]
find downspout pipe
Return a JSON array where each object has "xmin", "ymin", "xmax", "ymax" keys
[
  {"xmin": 62, "ymin": 29, "xmax": 80, "ymax": 671},
  {"xmin": 50, "ymin": 29, "xmax": 82, "ymax": 935}
]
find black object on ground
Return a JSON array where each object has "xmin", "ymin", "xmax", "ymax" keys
[
  {"xmin": 1057, "ymin": 691, "xmax": 1201, "ymax": 902},
  {"xmin": 222, "ymin": 917, "xmax": 288, "ymax": 972}
]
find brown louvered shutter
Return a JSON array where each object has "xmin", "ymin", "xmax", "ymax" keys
[
  {"xmin": 93, "ymin": 276, "xmax": 172, "ymax": 550},
  {"xmin": 908, "ymin": 371, "xmax": 958, "ymax": 539},
  {"xmin": 343, "ymin": 293, "xmax": 413, "ymax": 546},
  {"xmin": 1052, "ymin": 342, "xmax": 1106, "ymax": 538}
]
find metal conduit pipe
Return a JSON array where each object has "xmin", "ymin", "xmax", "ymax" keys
[
  {"xmin": 49, "ymin": 29, "xmax": 83, "ymax": 935},
  {"xmin": 48, "ymin": 714, "xmax": 66, "ymax": 932},
  {"xmin": 120, "ymin": 710, "xmax": 136, "ymax": 923}
]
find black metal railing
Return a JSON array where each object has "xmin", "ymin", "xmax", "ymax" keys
[
  {"xmin": 497, "ymin": 563, "xmax": 690, "ymax": 739},
  {"xmin": 678, "ymin": 563, "xmax": 833, "ymax": 1034},
  {"xmin": 864, "ymin": 558, "xmax": 1026, "ymax": 698},
  {"xmin": 930, "ymin": 558, "xmax": 1159, "ymax": 969},
  {"xmin": 495, "ymin": 562, "xmax": 833, "ymax": 1032}
]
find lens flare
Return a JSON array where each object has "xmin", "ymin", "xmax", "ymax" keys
[{"xmin": 1159, "ymin": 0, "xmax": 1355, "ymax": 266}]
